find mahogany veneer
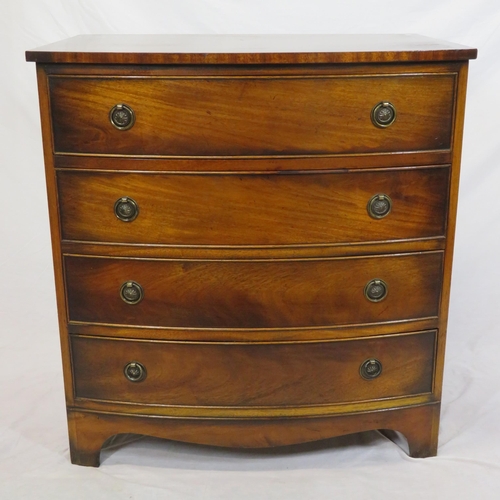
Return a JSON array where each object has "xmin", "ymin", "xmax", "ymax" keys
[
  {"xmin": 27, "ymin": 34, "xmax": 476, "ymax": 466},
  {"xmin": 57, "ymin": 167, "xmax": 450, "ymax": 245}
]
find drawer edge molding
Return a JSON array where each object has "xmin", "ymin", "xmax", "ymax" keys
[
  {"xmin": 70, "ymin": 328, "xmax": 436, "ymax": 345},
  {"xmin": 53, "ymin": 150, "xmax": 453, "ymax": 161},
  {"xmin": 62, "ymin": 249, "xmax": 444, "ymax": 262},
  {"xmin": 61, "ymin": 238, "xmax": 448, "ymax": 252},
  {"xmin": 67, "ymin": 317, "xmax": 439, "ymax": 341},
  {"xmin": 69, "ymin": 394, "xmax": 437, "ymax": 419},
  {"xmin": 54, "ymin": 151, "xmax": 454, "ymax": 170},
  {"xmin": 67, "ymin": 318, "xmax": 439, "ymax": 337},
  {"xmin": 61, "ymin": 238, "xmax": 446, "ymax": 260}
]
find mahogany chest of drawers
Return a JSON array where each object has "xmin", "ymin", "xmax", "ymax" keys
[{"xmin": 26, "ymin": 35, "xmax": 477, "ymax": 466}]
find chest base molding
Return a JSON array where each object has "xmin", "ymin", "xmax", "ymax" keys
[{"xmin": 68, "ymin": 403, "xmax": 440, "ymax": 467}]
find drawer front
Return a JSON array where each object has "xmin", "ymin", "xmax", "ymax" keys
[
  {"xmin": 65, "ymin": 253, "xmax": 443, "ymax": 329},
  {"xmin": 49, "ymin": 74, "xmax": 455, "ymax": 156},
  {"xmin": 58, "ymin": 167, "xmax": 449, "ymax": 246},
  {"xmin": 71, "ymin": 331, "xmax": 436, "ymax": 406}
]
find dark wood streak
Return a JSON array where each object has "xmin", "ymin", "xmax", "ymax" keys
[
  {"xmin": 64, "ymin": 252, "xmax": 443, "ymax": 329},
  {"xmin": 71, "ymin": 331, "xmax": 436, "ymax": 407}
]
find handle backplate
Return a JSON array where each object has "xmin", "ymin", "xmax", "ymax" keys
[
  {"xmin": 367, "ymin": 193, "xmax": 392, "ymax": 219},
  {"xmin": 124, "ymin": 361, "xmax": 147, "ymax": 382},
  {"xmin": 114, "ymin": 197, "xmax": 139, "ymax": 222},
  {"xmin": 110, "ymin": 103, "xmax": 135, "ymax": 130},
  {"xmin": 360, "ymin": 358, "xmax": 383, "ymax": 379},
  {"xmin": 120, "ymin": 281, "xmax": 144, "ymax": 305},
  {"xmin": 364, "ymin": 279, "xmax": 388, "ymax": 302},
  {"xmin": 371, "ymin": 101, "xmax": 396, "ymax": 128}
]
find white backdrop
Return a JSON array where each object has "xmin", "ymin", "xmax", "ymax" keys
[{"xmin": 2, "ymin": 1, "xmax": 499, "ymax": 498}]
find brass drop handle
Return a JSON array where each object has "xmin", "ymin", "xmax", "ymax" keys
[
  {"xmin": 360, "ymin": 359, "xmax": 382, "ymax": 379},
  {"xmin": 364, "ymin": 279, "xmax": 388, "ymax": 302},
  {"xmin": 367, "ymin": 193, "xmax": 392, "ymax": 219},
  {"xmin": 109, "ymin": 103, "xmax": 135, "ymax": 130},
  {"xmin": 124, "ymin": 361, "xmax": 147, "ymax": 382},
  {"xmin": 120, "ymin": 281, "xmax": 144, "ymax": 305},
  {"xmin": 371, "ymin": 101, "xmax": 396, "ymax": 128},
  {"xmin": 114, "ymin": 197, "xmax": 139, "ymax": 222}
]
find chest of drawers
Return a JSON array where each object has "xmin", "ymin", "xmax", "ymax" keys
[{"xmin": 26, "ymin": 35, "xmax": 476, "ymax": 466}]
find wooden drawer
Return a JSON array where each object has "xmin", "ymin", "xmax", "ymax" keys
[
  {"xmin": 58, "ymin": 166, "xmax": 449, "ymax": 246},
  {"xmin": 49, "ymin": 74, "xmax": 455, "ymax": 156},
  {"xmin": 71, "ymin": 330, "xmax": 436, "ymax": 406},
  {"xmin": 65, "ymin": 252, "xmax": 443, "ymax": 329}
]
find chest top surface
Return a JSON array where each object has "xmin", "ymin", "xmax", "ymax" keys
[{"xmin": 25, "ymin": 34, "xmax": 477, "ymax": 65}]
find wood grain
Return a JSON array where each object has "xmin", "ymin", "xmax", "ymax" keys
[
  {"xmin": 49, "ymin": 74, "xmax": 455, "ymax": 156},
  {"xmin": 54, "ymin": 151, "xmax": 454, "ymax": 171},
  {"xmin": 66, "ymin": 317, "xmax": 439, "ymax": 342},
  {"xmin": 57, "ymin": 167, "xmax": 449, "ymax": 246},
  {"xmin": 26, "ymin": 34, "xmax": 477, "ymax": 65},
  {"xmin": 71, "ymin": 331, "xmax": 436, "ymax": 406},
  {"xmin": 67, "ymin": 403, "xmax": 441, "ymax": 466},
  {"xmin": 64, "ymin": 252, "xmax": 443, "ymax": 329},
  {"xmin": 433, "ymin": 62, "xmax": 471, "ymax": 400},
  {"xmin": 34, "ymin": 67, "xmax": 77, "ymax": 406},
  {"xmin": 42, "ymin": 61, "xmax": 464, "ymax": 79},
  {"xmin": 61, "ymin": 239, "xmax": 446, "ymax": 261}
]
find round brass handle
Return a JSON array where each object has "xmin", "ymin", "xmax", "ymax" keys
[
  {"xmin": 120, "ymin": 281, "xmax": 144, "ymax": 305},
  {"xmin": 109, "ymin": 103, "xmax": 135, "ymax": 130},
  {"xmin": 367, "ymin": 193, "xmax": 392, "ymax": 219},
  {"xmin": 124, "ymin": 361, "xmax": 147, "ymax": 382},
  {"xmin": 360, "ymin": 359, "xmax": 382, "ymax": 380},
  {"xmin": 371, "ymin": 101, "xmax": 397, "ymax": 128},
  {"xmin": 364, "ymin": 279, "xmax": 388, "ymax": 302},
  {"xmin": 114, "ymin": 197, "xmax": 139, "ymax": 222}
]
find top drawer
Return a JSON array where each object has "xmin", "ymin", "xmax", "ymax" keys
[{"xmin": 49, "ymin": 74, "xmax": 455, "ymax": 156}]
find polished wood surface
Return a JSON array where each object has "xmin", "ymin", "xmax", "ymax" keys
[
  {"xmin": 433, "ymin": 62, "xmax": 471, "ymax": 401},
  {"xmin": 71, "ymin": 331, "xmax": 435, "ymax": 406},
  {"xmin": 42, "ymin": 60, "xmax": 464, "ymax": 78},
  {"xmin": 65, "ymin": 253, "xmax": 443, "ymax": 328},
  {"xmin": 58, "ymin": 167, "xmax": 449, "ymax": 246},
  {"xmin": 26, "ymin": 34, "xmax": 477, "ymax": 64},
  {"xmin": 54, "ymin": 151, "xmax": 454, "ymax": 171},
  {"xmin": 50, "ymin": 74, "xmax": 454, "ymax": 156},
  {"xmin": 34, "ymin": 67, "xmax": 76, "ymax": 407},
  {"xmin": 27, "ymin": 35, "xmax": 476, "ymax": 465},
  {"xmin": 67, "ymin": 318, "xmax": 440, "ymax": 343},
  {"xmin": 61, "ymin": 239, "xmax": 446, "ymax": 261},
  {"xmin": 67, "ymin": 404, "xmax": 441, "ymax": 466}
]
